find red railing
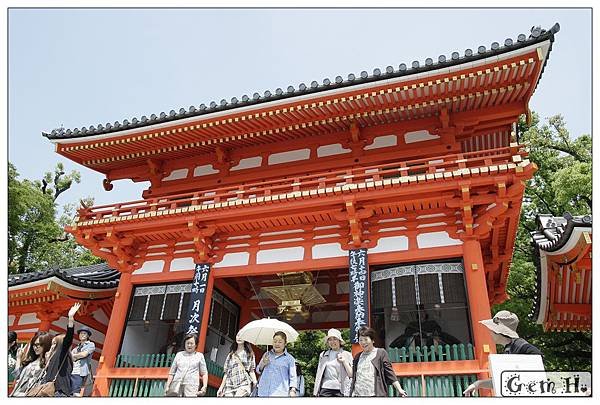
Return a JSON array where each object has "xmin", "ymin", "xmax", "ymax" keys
[{"xmin": 76, "ymin": 145, "xmax": 527, "ymax": 224}]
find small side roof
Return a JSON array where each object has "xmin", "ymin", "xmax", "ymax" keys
[{"xmin": 8, "ymin": 262, "xmax": 120, "ymax": 290}]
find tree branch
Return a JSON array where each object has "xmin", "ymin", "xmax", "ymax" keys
[
  {"xmin": 547, "ymin": 143, "xmax": 589, "ymax": 163},
  {"xmin": 527, "ymin": 189, "xmax": 558, "ymax": 216}
]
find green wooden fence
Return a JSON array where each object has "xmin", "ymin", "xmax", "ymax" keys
[
  {"xmin": 109, "ymin": 353, "xmax": 223, "ymax": 397},
  {"xmin": 109, "ymin": 379, "xmax": 218, "ymax": 397},
  {"xmin": 388, "ymin": 343, "xmax": 475, "ymax": 363},
  {"xmin": 386, "ymin": 344, "xmax": 477, "ymax": 397},
  {"xmin": 114, "ymin": 353, "xmax": 224, "ymax": 377},
  {"xmin": 388, "ymin": 374, "xmax": 478, "ymax": 397}
]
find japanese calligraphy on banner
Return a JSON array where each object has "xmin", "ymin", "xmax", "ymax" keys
[
  {"xmin": 349, "ymin": 248, "xmax": 369, "ymax": 343},
  {"xmin": 185, "ymin": 263, "xmax": 211, "ymax": 336}
]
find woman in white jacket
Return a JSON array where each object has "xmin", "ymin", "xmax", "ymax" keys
[{"xmin": 313, "ymin": 329, "xmax": 353, "ymax": 397}]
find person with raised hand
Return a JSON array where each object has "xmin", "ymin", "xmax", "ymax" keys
[{"xmin": 40, "ymin": 302, "xmax": 81, "ymax": 396}]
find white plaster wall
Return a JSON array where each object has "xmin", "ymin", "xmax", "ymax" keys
[
  {"xmin": 213, "ymin": 252, "xmax": 250, "ymax": 268},
  {"xmin": 268, "ymin": 149, "xmax": 310, "ymax": 165},
  {"xmin": 193, "ymin": 164, "xmax": 219, "ymax": 177},
  {"xmin": 170, "ymin": 257, "xmax": 196, "ymax": 272},
  {"xmin": 18, "ymin": 313, "xmax": 40, "ymax": 325},
  {"xmin": 256, "ymin": 247, "xmax": 304, "ymax": 264},
  {"xmin": 404, "ymin": 130, "xmax": 440, "ymax": 144},
  {"xmin": 365, "ymin": 135, "xmax": 397, "ymax": 150},
  {"xmin": 231, "ymin": 156, "xmax": 263, "ymax": 171},
  {"xmin": 163, "ymin": 168, "xmax": 189, "ymax": 181},
  {"xmin": 53, "ymin": 316, "xmax": 106, "ymax": 342},
  {"xmin": 312, "ymin": 243, "xmax": 346, "ymax": 259},
  {"xmin": 133, "ymin": 260, "xmax": 165, "ymax": 274},
  {"xmin": 317, "ymin": 144, "xmax": 351, "ymax": 157},
  {"xmin": 369, "ymin": 236, "xmax": 409, "ymax": 253},
  {"xmin": 9, "ymin": 315, "xmax": 15, "ymax": 326},
  {"xmin": 90, "ymin": 309, "xmax": 109, "ymax": 326},
  {"xmin": 417, "ymin": 231, "xmax": 462, "ymax": 248}
]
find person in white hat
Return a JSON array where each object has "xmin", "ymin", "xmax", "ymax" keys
[
  {"xmin": 313, "ymin": 329, "xmax": 353, "ymax": 397},
  {"xmin": 463, "ymin": 310, "xmax": 542, "ymax": 396}
]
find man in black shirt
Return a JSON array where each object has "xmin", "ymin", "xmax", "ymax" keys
[{"xmin": 463, "ymin": 310, "xmax": 542, "ymax": 396}]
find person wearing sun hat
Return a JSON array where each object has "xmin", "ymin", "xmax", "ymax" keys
[
  {"xmin": 70, "ymin": 326, "xmax": 96, "ymax": 396},
  {"xmin": 313, "ymin": 328, "xmax": 354, "ymax": 397},
  {"xmin": 463, "ymin": 310, "xmax": 542, "ymax": 396}
]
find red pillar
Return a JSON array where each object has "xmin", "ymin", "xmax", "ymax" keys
[
  {"xmin": 92, "ymin": 270, "xmax": 133, "ymax": 397},
  {"xmin": 462, "ymin": 238, "xmax": 497, "ymax": 386}
]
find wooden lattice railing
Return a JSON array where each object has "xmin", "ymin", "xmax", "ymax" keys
[
  {"xmin": 75, "ymin": 145, "xmax": 527, "ymax": 224},
  {"xmin": 108, "ymin": 353, "xmax": 223, "ymax": 397}
]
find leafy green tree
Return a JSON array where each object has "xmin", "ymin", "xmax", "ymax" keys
[
  {"xmin": 493, "ymin": 113, "xmax": 591, "ymax": 371},
  {"xmin": 8, "ymin": 162, "xmax": 101, "ymax": 274}
]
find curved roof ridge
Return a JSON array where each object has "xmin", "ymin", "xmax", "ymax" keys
[
  {"xmin": 8, "ymin": 262, "xmax": 120, "ymax": 289},
  {"xmin": 43, "ymin": 23, "xmax": 559, "ymax": 141}
]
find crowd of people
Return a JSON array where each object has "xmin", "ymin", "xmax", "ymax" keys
[
  {"xmin": 9, "ymin": 303, "xmax": 96, "ymax": 397},
  {"xmin": 8, "ymin": 309, "xmax": 541, "ymax": 397},
  {"xmin": 159, "ymin": 325, "xmax": 407, "ymax": 398}
]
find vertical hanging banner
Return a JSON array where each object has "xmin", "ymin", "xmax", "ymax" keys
[
  {"xmin": 349, "ymin": 248, "xmax": 369, "ymax": 343},
  {"xmin": 185, "ymin": 263, "xmax": 211, "ymax": 335}
]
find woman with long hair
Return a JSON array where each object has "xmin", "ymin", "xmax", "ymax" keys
[
  {"xmin": 39, "ymin": 302, "xmax": 81, "ymax": 396},
  {"xmin": 164, "ymin": 334, "xmax": 209, "ymax": 397},
  {"xmin": 10, "ymin": 332, "xmax": 53, "ymax": 396},
  {"xmin": 217, "ymin": 334, "xmax": 257, "ymax": 397}
]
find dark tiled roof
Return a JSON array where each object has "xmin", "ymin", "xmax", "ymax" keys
[
  {"xmin": 530, "ymin": 213, "xmax": 592, "ymax": 321},
  {"xmin": 44, "ymin": 23, "xmax": 560, "ymax": 141},
  {"xmin": 8, "ymin": 262, "xmax": 120, "ymax": 289}
]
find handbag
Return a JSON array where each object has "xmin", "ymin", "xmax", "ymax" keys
[
  {"xmin": 26, "ymin": 351, "xmax": 70, "ymax": 397},
  {"xmin": 165, "ymin": 379, "xmax": 182, "ymax": 397},
  {"xmin": 26, "ymin": 381, "xmax": 56, "ymax": 397},
  {"xmin": 165, "ymin": 354, "xmax": 192, "ymax": 397},
  {"xmin": 231, "ymin": 353, "xmax": 253, "ymax": 397}
]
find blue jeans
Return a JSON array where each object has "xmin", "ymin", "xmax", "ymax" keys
[{"xmin": 70, "ymin": 374, "xmax": 86, "ymax": 395}]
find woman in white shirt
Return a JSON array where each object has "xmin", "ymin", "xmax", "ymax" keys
[
  {"xmin": 313, "ymin": 329, "xmax": 353, "ymax": 397},
  {"xmin": 164, "ymin": 334, "xmax": 208, "ymax": 397}
]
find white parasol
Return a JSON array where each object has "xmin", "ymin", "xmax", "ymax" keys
[{"xmin": 237, "ymin": 318, "xmax": 299, "ymax": 345}]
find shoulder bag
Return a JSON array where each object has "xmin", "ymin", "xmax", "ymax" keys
[
  {"xmin": 165, "ymin": 354, "xmax": 191, "ymax": 397},
  {"xmin": 232, "ymin": 352, "xmax": 254, "ymax": 397},
  {"xmin": 26, "ymin": 352, "xmax": 70, "ymax": 397}
]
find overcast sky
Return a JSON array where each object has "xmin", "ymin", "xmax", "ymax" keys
[{"xmin": 8, "ymin": 8, "xmax": 592, "ymax": 208}]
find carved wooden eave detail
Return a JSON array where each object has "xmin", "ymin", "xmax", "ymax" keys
[
  {"xmin": 147, "ymin": 158, "xmax": 164, "ymax": 188},
  {"xmin": 70, "ymin": 228, "xmax": 142, "ymax": 273},
  {"xmin": 334, "ymin": 198, "xmax": 374, "ymax": 249},
  {"xmin": 185, "ymin": 222, "xmax": 219, "ymax": 263},
  {"xmin": 340, "ymin": 121, "xmax": 368, "ymax": 157}
]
